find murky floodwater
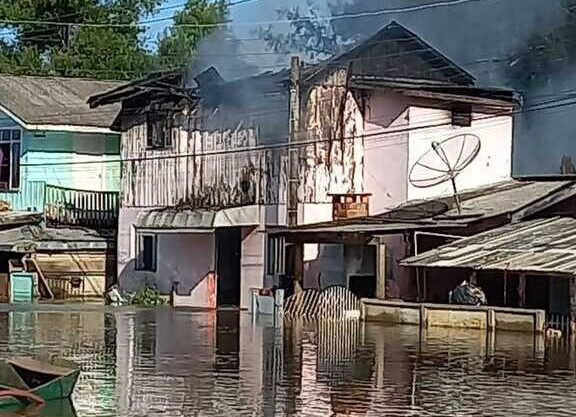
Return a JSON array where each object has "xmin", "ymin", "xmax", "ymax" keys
[{"xmin": 0, "ymin": 306, "xmax": 576, "ymax": 416}]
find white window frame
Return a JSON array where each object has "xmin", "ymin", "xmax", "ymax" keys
[{"xmin": 135, "ymin": 232, "xmax": 158, "ymax": 272}]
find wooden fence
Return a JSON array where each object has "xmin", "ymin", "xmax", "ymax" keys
[{"xmin": 44, "ymin": 184, "xmax": 119, "ymax": 229}]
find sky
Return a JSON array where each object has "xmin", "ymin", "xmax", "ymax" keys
[{"xmin": 144, "ymin": 0, "xmax": 313, "ymax": 70}]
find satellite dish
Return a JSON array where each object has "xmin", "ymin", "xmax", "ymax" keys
[{"xmin": 409, "ymin": 133, "xmax": 481, "ymax": 214}]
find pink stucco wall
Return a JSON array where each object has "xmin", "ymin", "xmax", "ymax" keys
[{"xmin": 117, "ymin": 207, "xmax": 215, "ymax": 295}]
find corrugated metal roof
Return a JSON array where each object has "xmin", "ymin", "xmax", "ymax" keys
[
  {"xmin": 136, "ymin": 206, "xmax": 261, "ymax": 230},
  {"xmin": 401, "ymin": 217, "xmax": 576, "ymax": 275},
  {"xmin": 137, "ymin": 210, "xmax": 217, "ymax": 229},
  {"xmin": 274, "ymin": 180, "xmax": 576, "ymax": 236},
  {"xmin": 0, "ymin": 75, "xmax": 122, "ymax": 128},
  {"xmin": 0, "ymin": 211, "xmax": 41, "ymax": 227},
  {"xmin": 0, "ymin": 225, "xmax": 112, "ymax": 252}
]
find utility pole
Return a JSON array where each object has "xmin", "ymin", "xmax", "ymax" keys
[
  {"xmin": 288, "ymin": 56, "xmax": 303, "ymax": 295},
  {"xmin": 288, "ymin": 56, "xmax": 300, "ymax": 227}
]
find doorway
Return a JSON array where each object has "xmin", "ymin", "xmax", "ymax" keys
[{"xmin": 216, "ymin": 228, "xmax": 242, "ymax": 307}]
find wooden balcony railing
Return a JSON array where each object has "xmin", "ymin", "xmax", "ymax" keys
[{"xmin": 44, "ymin": 184, "xmax": 119, "ymax": 229}]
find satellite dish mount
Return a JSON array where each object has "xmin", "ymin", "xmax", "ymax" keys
[{"xmin": 409, "ymin": 134, "xmax": 481, "ymax": 214}]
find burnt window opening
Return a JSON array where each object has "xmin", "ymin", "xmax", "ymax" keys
[
  {"xmin": 451, "ymin": 104, "xmax": 472, "ymax": 127},
  {"xmin": 266, "ymin": 235, "xmax": 285, "ymax": 276},
  {"xmin": 136, "ymin": 233, "xmax": 157, "ymax": 272},
  {"xmin": 146, "ymin": 113, "xmax": 173, "ymax": 149}
]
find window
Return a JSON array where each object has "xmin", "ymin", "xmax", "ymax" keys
[
  {"xmin": 0, "ymin": 129, "xmax": 21, "ymax": 190},
  {"xmin": 146, "ymin": 113, "xmax": 173, "ymax": 149},
  {"xmin": 266, "ymin": 236, "xmax": 285, "ymax": 275},
  {"xmin": 136, "ymin": 233, "xmax": 157, "ymax": 271},
  {"xmin": 451, "ymin": 104, "xmax": 472, "ymax": 127}
]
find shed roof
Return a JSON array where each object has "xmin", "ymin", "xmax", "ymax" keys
[
  {"xmin": 272, "ymin": 180, "xmax": 576, "ymax": 238},
  {"xmin": 400, "ymin": 217, "xmax": 576, "ymax": 275},
  {"xmin": 0, "ymin": 225, "xmax": 113, "ymax": 252},
  {"xmin": 0, "ymin": 75, "xmax": 123, "ymax": 132}
]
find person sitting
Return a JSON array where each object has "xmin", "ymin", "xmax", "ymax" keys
[{"xmin": 449, "ymin": 280, "xmax": 487, "ymax": 306}]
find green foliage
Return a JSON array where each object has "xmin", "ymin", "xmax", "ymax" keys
[
  {"xmin": 0, "ymin": 0, "xmax": 225, "ymax": 80},
  {"xmin": 131, "ymin": 285, "xmax": 167, "ymax": 307},
  {"xmin": 257, "ymin": 3, "xmax": 344, "ymax": 60},
  {"xmin": 157, "ymin": 0, "xmax": 225, "ymax": 70}
]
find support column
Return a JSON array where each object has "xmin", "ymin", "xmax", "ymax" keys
[
  {"xmin": 570, "ymin": 276, "xmax": 576, "ymax": 335},
  {"xmin": 376, "ymin": 238, "xmax": 386, "ymax": 300},
  {"xmin": 293, "ymin": 242, "xmax": 304, "ymax": 294},
  {"xmin": 288, "ymin": 56, "xmax": 301, "ymax": 228},
  {"xmin": 518, "ymin": 273, "xmax": 526, "ymax": 308}
]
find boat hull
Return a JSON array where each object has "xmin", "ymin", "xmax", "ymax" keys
[{"xmin": 0, "ymin": 356, "xmax": 80, "ymax": 409}]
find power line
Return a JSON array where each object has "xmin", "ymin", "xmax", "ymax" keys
[
  {"xmin": 0, "ymin": 0, "xmax": 496, "ymax": 29},
  {"xmin": 18, "ymin": 94, "xmax": 576, "ymax": 168}
]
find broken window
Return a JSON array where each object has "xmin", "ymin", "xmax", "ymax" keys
[
  {"xmin": 136, "ymin": 233, "xmax": 157, "ymax": 272},
  {"xmin": 451, "ymin": 104, "xmax": 472, "ymax": 127},
  {"xmin": 266, "ymin": 235, "xmax": 285, "ymax": 276},
  {"xmin": 146, "ymin": 113, "xmax": 173, "ymax": 149},
  {"xmin": 0, "ymin": 129, "xmax": 21, "ymax": 190}
]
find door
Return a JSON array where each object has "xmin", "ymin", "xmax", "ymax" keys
[{"xmin": 216, "ymin": 228, "xmax": 242, "ymax": 307}]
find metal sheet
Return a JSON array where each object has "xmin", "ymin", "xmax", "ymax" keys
[
  {"xmin": 136, "ymin": 205, "xmax": 260, "ymax": 230},
  {"xmin": 402, "ymin": 217, "xmax": 576, "ymax": 275}
]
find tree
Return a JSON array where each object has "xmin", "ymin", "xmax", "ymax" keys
[
  {"xmin": 256, "ymin": 2, "xmax": 351, "ymax": 61},
  {"xmin": 0, "ymin": 0, "xmax": 225, "ymax": 80},
  {"xmin": 157, "ymin": 0, "xmax": 225, "ymax": 70}
]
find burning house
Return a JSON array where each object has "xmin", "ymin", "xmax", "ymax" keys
[{"xmin": 89, "ymin": 22, "xmax": 518, "ymax": 309}]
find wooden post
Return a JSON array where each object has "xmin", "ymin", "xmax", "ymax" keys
[
  {"xmin": 518, "ymin": 273, "xmax": 526, "ymax": 308},
  {"xmin": 376, "ymin": 238, "xmax": 386, "ymax": 300},
  {"xmin": 293, "ymin": 242, "xmax": 304, "ymax": 294},
  {"xmin": 570, "ymin": 276, "xmax": 576, "ymax": 335},
  {"xmin": 288, "ymin": 56, "xmax": 301, "ymax": 227}
]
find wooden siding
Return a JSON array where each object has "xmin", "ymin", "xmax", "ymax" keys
[
  {"xmin": 122, "ymin": 124, "xmax": 288, "ymax": 209},
  {"xmin": 35, "ymin": 252, "xmax": 107, "ymax": 298},
  {"xmin": 0, "ymin": 180, "xmax": 45, "ymax": 212},
  {"xmin": 120, "ymin": 68, "xmax": 364, "ymax": 211}
]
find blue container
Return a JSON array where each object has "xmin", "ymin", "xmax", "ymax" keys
[{"xmin": 10, "ymin": 273, "xmax": 34, "ymax": 303}]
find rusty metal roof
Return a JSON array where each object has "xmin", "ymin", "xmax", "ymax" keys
[{"xmin": 401, "ymin": 217, "xmax": 576, "ymax": 275}]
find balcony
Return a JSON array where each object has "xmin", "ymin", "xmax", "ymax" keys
[{"xmin": 44, "ymin": 184, "xmax": 119, "ymax": 229}]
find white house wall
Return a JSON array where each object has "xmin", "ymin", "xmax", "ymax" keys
[
  {"xmin": 407, "ymin": 106, "xmax": 513, "ymax": 201},
  {"xmin": 240, "ymin": 226, "xmax": 266, "ymax": 310},
  {"xmin": 363, "ymin": 92, "xmax": 411, "ymax": 214}
]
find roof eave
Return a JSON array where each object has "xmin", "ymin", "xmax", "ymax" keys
[{"xmin": 0, "ymin": 103, "xmax": 118, "ymax": 134}]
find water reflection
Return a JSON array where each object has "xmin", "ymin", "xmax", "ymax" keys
[
  {"xmin": 0, "ymin": 308, "xmax": 574, "ymax": 416},
  {"xmin": 0, "ymin": 400, "xmax": 77, "ymax": 417}
]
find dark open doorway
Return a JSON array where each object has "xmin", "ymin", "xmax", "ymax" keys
[{"xmin": 216, "ymin": 228, "xmax": 242, "ymax": 307}]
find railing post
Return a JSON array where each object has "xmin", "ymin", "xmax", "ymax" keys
[{"xmin": 41, "ymin": 184, "xmax": 119, "ymax": 229}]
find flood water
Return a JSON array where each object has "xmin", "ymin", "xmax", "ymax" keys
[{"xmin": 1, "ymin": 306, "xmax": 576, "ymax": 416}]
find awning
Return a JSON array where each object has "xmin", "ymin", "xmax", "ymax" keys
[
  {"xmin": 401, "ymin": 217, "xmax": 576, "ymax": 275},
  {"xmin": 135, "ymin": 205, "xmax": 261, "ymax": 232}
]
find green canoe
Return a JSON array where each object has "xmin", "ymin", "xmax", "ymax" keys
[{"xmin": 0, "ymin": 356, "xmax": 80, "ymax": 409}]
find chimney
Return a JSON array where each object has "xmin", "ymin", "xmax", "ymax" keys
[{"xmin": 331, "ymin": 193, "xmax": 371, "ymax": 221}]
